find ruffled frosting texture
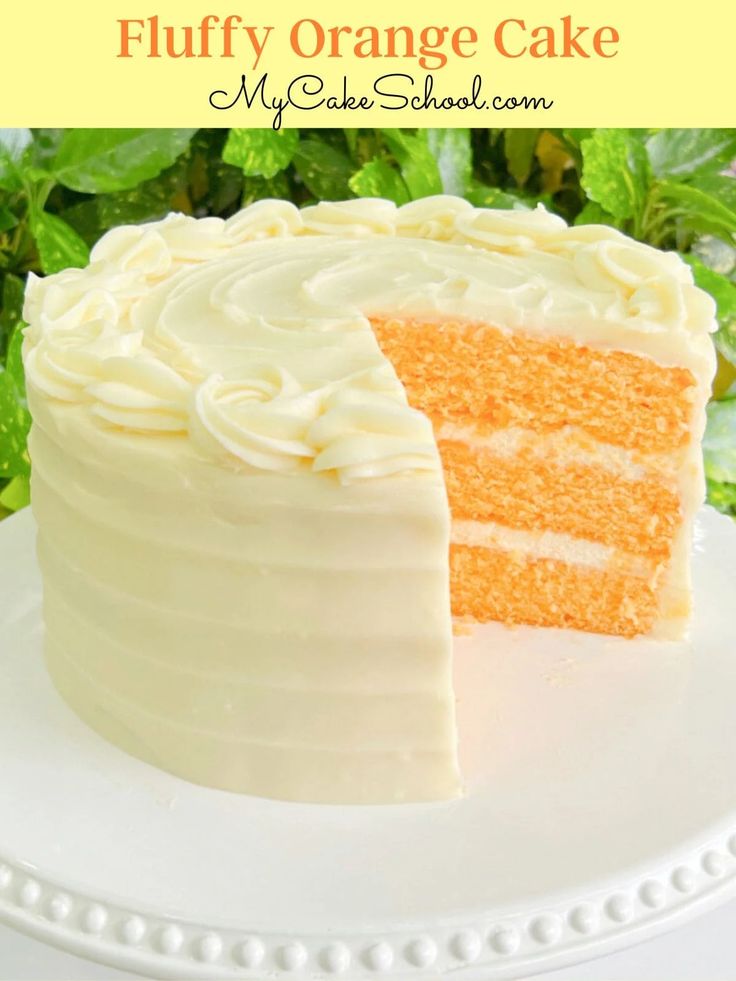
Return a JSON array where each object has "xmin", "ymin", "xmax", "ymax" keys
[{"xmin": 23, "ymin": 196, "xmax": 717, "ymax": 481}]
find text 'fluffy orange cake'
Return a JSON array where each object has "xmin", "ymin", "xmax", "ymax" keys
[{"xmin": 22, "ymin": 196, "xmax": 716, "ymax": 804}]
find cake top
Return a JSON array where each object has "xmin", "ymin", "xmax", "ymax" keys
[{"xmin": 22, "ymin": 196, "xmax": 716, "ymax": 482}]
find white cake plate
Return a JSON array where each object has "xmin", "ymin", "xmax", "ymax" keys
[{"xmin": 1, "ymin": 507, "xmax": 736, "ymax": 980}]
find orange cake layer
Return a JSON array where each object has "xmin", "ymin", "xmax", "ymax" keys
[
  {"xmin": 450, "ymin": 544, "xmax": 658, "ymax": 638},
  {"xmin": 439, "ymin": 439, "xmax": 681, "ymax": 561},
  {"xmin": 372, "ymin": 317, "xmax": 697, "ymax": 454},
  {"xmin": 371, "ymin": 314, "xmax": 694, "ymax": 637}
]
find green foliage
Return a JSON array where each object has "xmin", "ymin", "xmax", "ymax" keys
[
  {"xmin": 53, "ymin": 129, "xmax": 197, "ymax": 193},
  {"xmin": 581, "ymin": 130, "xmax": 652, "ymax": 227},
  {"xmin": 426, "ymin": 129, "xmax": 472, "ymax": 196},
  {"xmin": 0, "ymin": 326, "xmax": 31, "ymax": 481},
  {"xmin": 0, "ymin": 129, "xmax": 32, "ymax": 192},
  {"xmin": 292, "ymin": 139, "xmax": 355, "ymax": 199},
  {"xmin": 0, "ymin": 473, "xmax": 29, "ymax": 512},
  {"xmin": 223, "ymin": 128, "xmax": 299, "ymax": 178},
  {"xmin": 380, "ymin": 130, "xmax": 443, "ymax": 198},
  {"xmin": 31, "ymin": 210, "xmax": 89, "ymax": 274},
  {"xmin": 646, "ymin": 130, "xmax": 736, "ymax": 179},
  {"xmin": 349, "ymin": 160, "xmax": 409, "ymax": 204},
  {"xmin": 0, "ymin": 126, "xmax": 735, "ymax": 515},
  {"xmin": 704, "ymin": 394, "xmax": 736, "ymax": 514},
  {"xmin": 504, "ymin": 129, "xmax": 540, "ymax": 186},
  {"xmin": 682, "ymin": 255, "xmax": 736, "ymax": 364}
]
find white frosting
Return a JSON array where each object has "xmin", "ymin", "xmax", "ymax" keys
[
  {"xmin": 21, "ymin": 196, "xmax": 717, "ymax": 802},
  {"xmin": 452, "ymin": 519, "xmax": 615, "ymax": 570},
  {"xmin": 23, "ymin": 196, "xmax": 717, "ymax": 483}
]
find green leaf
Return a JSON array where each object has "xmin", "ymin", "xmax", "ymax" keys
[
  {"xmin": 30, "ymin": 129, "xmax": 64, "ymax": 167},
  {"xmin": 657, "ymin": 181, "xmax": 736, "ymax": 243},
  {"xmin": 31, "ymin": 211, "xmax": 90, "ymax": 274},
  {"xmin": 692, "ymin": 234, "xmax": 736, "ymax": 277},
  {"xmin": 682, "ymin": 254, "xmax": 736, "ymax": 364},
  {"xmin": 0, "ymin": 326, "xmax": 31, "ymax": 478},
  {"xmin": 343, "ymin": 129, "xmax": 359, "ymax": 160},
  {"xmin": 574, "ymin": 199, "xmax": 624, "ymax": 229},
  {"xmin": 188, "ymin": 130, "xmax": 245, "ymax": 214},
  {"xmin": 0, "ymin": 273, "xmax": 25, "ymax": 360},
  {"xmin": 348, "ymin": 160, "xmax": 409, "ymax": 205},
  {"xmin": 242, "ymin": 172, "xmax": 291, "ymax": 206},
  {"xmin": 380, "ymin": 130, "xmax": 443, "ymax": 199},
  {"xmin": 222, "ymin": 128, "xmax": 299, "ymax": 179},
  {"xmin": 4, "ymin": 318, "xmax": 26, "ymax": 397},
  {"xmin": 691, "ymin": 173, "xmax": 736, "ymax": 213},
  {"xmin": 0, "ymin": 473, "xmax": 30, "ymax": 511},
  {"xmin": 706, "ymin": 476, "xmax": 736, "ymax": 516},
  {"xmin": 563, "ymin": 128, "xmax": 594, "ymax": 146},
  {"xmin": 0, "ymin": 128, "xmax": 32, "ymax": 192},
  {"xmin": 62, "ymin": 157, "xmax": 193, "ymax": 245},
  {"xmin": 558, "ymin": 128, "xmax": 594, "ymax": 169},
  {"xmin": 704, "ymin": 397, "xmax": 736, "ymax": 485},
  {"xmin": 465, "ymin": 181, "xmax": 529, "ymax": 209},
  {"xmin": 426, "ymin": 129, "xmax": 472, "ymax": 196},
  {"xmin": 292, "ymin": 140, "xmax": 354, "ymax": 200},
  {"xmin": 646, "ymin": 129, "xmax": 736, "ymax": 179},
  {"xmin": 54, "ymin": 129, "xmax": 197, "ymax": 193},
  {"xmin": 96, "ymin": 156, "xmax": 191, "ymax": 229},
  {"xmin": 581, "ymin": 129, "xmax": 651, "ymax": 222},
  {"xmin": 504, "ymin": 129, "xmax": 540, "ymax": 186},
  {"xmin": 0, "ymin": 204, "xmax": 18, "ymax": 233}
]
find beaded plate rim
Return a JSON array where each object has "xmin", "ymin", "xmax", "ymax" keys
[{"xmin": 3, "ymin": 829, "xmax": 736, "ymax": 979}]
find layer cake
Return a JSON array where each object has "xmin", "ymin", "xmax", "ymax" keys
[{"xmin": 22, "ymin": 196, "xmax": 716, "ymax": 803}]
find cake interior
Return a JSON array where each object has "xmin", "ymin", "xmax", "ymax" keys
[{"xmin": 371, "ymin": 316, "xmax": 697, "ymax": 638}]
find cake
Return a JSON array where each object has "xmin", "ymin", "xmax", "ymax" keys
[{"xmin": 21, "ymin": 196, "xmax": 716, "ymax": 804}]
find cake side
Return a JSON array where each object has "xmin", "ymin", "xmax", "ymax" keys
[
  {"xmin": 21, "ymin": 209, "xmax": 472, "ymax": 805},
  {"xmin": 25, "ymin": 368, "xmax": 459, "ymax": 804},
  {"xmin": 21, "ymin": 196, "xmax": 717, "ymax": 802}
]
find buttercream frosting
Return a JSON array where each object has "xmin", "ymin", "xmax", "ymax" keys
[
  {"xmin": 21, "ymin": 196, "xmax": 717, "ymax": 802},
  {"xmin": 23, "ymin": 197, "xmax": 717, "ymax": 483}
]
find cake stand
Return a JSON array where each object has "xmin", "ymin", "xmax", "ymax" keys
[{"xmin": 1, "ymin": 506, "xmax": 736, "ymax": 980}]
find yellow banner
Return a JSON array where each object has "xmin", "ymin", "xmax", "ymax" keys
[{"xmin": 0, "ymin": 0, "xmax": 733, "ymax": 126}]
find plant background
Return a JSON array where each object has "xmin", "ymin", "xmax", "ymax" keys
[{"xmin": 1, "ymin": 127, "xmax": 735, "ymax": 519}]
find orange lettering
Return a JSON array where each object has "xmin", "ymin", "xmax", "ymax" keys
[
  {"xmin": 452, "ymin": 26, "xmax": 477, "ymax": 58},
  {"xmin": 117, "ymin": 19, "xmax": 145, "ymax": 57},
  {"xmin": 593, "ymin": 26, "xmax": 619, "ymax": 57},
  {"xmin": 494, "ymin": 19, "xmax": 527, "ymax": 58}
]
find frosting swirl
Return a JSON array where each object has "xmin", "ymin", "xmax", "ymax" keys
[
  {"xmin": 396, "ymin": 195, "xmax": 474, "ymax": 241},
  {"xmin": 191, "ymin": 368, "xmax": 318, "ymax": 473},
  {"xmin": 301, "ymin": 198, "xmax": 397, "ymax": 237},
  {"xmin": 86, "ymin": 356, "xmax": 191, "ymax": 433},
  {"xmin": 225, "ymin": 200, "xmax": 302, "ymax": 242},
  {"xmin": 22, "ymin": 195, "xmax": 717, "ymax": 483},
  {"xmin": 453, "ymin": 203, "xmax": 567, "ymax": 252},
  {"xmin": 24, "ymin": 321, "xmax": 143, "ymax": 402},
  {"xmin": 309, "ymin": 392, "xmax": 438, "ymax": 483}
]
